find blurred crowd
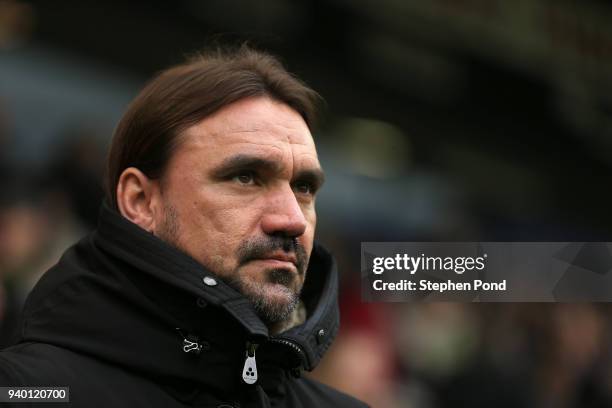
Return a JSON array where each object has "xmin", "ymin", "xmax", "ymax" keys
[{"xmin": 0, "ymin": 104, "xmax": 103, "ymax": 346}]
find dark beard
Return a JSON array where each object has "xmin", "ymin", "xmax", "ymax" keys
[
  {"xmin": 232, "ymin": 235, "xmax": 307, "ymax": 324},
  {"xmin": 226, "ymin": 268, "xmax": 301, "ymax": 326},
  {"xmin": 155, "ymin": 203, "xmax": 180, "ymax": 248}
]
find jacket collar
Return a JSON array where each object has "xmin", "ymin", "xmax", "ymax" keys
[{"xmin": 95, "ymin": 202, "xmax": 270, "ymax": 338}]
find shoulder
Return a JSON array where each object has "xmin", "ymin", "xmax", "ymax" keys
[
  {"xmin": 291, "ymin": 376, "xmax": 369, "ymax": 408},
  {"xmin": 0, "ymin": 342, "xmax": 80, "ymax": 386},
  {"xmin": 0, "ymin": 343, "xmax": 50, "ymax": 385},
  {"xmin": 0, "ymin": 343, "xmax": 174, "ymax": 407},
  {"xmin": 0, "ymin": 351, "xmax": 20, "ymax": 385},
  {"xmin": 0, "ymin": 341, "xmax": 132, "ymax": 388}
]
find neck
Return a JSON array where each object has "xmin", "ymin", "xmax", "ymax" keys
[{"xmin": 267, "ymin": 300, "xmax": 307, "ymax": 335}]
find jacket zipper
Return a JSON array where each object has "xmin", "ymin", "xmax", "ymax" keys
[
  {"xmin": 267, "ymin": 337, "xmax": 304, "ymax": 359},
  {"xmin": 241, "ymin": 338, "xmax": 305, "ymax": 384},
  {"xmin": 242, "ymin": 342, "xmax": 258, "ymax": 384},
  {"xmin": 269, "ymin": 337, "xmax": 305, "ymax": 378}
]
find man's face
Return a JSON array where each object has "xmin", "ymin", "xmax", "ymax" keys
[{"xmin": 153, "ymin": 96, "xmax": 323, "ymax": 325}]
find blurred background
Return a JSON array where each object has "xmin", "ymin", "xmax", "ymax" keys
[{"xmin": 1, "ymin": 0, "xmax": 612, "ymax": 407}]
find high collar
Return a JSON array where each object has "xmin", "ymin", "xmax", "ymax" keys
[{"xmin": 19, "ymin": 203, "xmax": 340, "ymax": 391}]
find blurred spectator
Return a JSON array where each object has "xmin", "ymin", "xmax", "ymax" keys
[
  {"xmin": 0, "ymin": 174, "xmax": 87, "ymax": 347},
  {"xmin": 43, "ymin": 123, "xmax": 106, "ymax": 228}
]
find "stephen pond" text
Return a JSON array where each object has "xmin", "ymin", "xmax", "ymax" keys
[{"xmin": 373, "ymin": 279, "xmax": 507, "ymax": 293}]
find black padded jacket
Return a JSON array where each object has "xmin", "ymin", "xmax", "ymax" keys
[{"xmin": 0, "ymin": 204, "xmax": 368, "ymax": 408}]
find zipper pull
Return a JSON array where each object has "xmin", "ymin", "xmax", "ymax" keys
[
  {"xmin": 242, "ymin": 343, "xmax": 258, "ymax": 384},
  {"xmin": 176, "ymin": 328, "xmax": 202, "ymax": 354}
]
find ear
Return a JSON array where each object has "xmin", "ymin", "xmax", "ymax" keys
[{"xmin": 116, "ymin": 167, "xmax": 161, "ymax": 232}]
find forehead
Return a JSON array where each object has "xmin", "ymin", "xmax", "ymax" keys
[{"xmin": 180, "ymin": 97, "xmax": 317, "ymax": 159}]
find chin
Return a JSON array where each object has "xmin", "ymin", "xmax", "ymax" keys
[
  {"xmin": 237, "ymin": 277, "xmax": 300, "ymax": 324},
  {"xmin": 260, "ymin": 282, "xmax": 297, "ymax": 305}
]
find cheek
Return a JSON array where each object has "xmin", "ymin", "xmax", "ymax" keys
[
  {"xmin": 193, "ymin": 194, "xmax": 266, "ymax": 237},
  {"xmin": 308, "ymin": 206, "xmax": 317, "ymax": 233},
  {"xmin": 185, "ymin": 202, "xmax": 244, "ymax": 246},
  {"xmin": 173, "ymin": 205, "xmax": 250, "ymax": 276},
  {"xmin": 303, "ymin": 207, "xmax": 317, "ymax": 254},
  {"xmin": 175, "ymin": 189, "xmax": 265, "ymax": 255}
]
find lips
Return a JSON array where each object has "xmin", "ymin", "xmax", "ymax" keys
[
  {"xmin": 253, "ymin": 251, "xmax": 298, "ymax": 268},
  {"xmin": 254, "ymin": 251, "xmax": 300, "ymax": 273}
]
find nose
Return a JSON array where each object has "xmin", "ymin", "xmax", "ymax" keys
[{"xmin": 260, "ymin": 185, "xmax": 308, "ymax": 238}]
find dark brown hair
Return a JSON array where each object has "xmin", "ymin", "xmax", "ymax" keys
[{"xmin": 105, "ymin": 45, "xmax": 322, "ymax": 209}]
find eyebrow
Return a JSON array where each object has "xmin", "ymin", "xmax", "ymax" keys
[
  {"xmin": 211, "ymin": 154, "xmax": 283, "ymax": 177},
  {"xmin": 294, "ymin": 168, "xmax": 326, "ymax": 192},
  {"xmin": 211, "ymin": 153, "xmax": 325, "ymax": 189}
]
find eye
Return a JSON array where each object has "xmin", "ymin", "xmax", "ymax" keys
[
  {"xmin": 232, "ymin": 171, "xmax": 256, "ymax": 185},
  {"xmin": 293, "ymin": 181, "xmax": 314, "ymax": 195}
]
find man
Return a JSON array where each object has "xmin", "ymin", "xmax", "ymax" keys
[{"xmin": 0, "ymin": 46, "xmax": 368, "ymax": 407}]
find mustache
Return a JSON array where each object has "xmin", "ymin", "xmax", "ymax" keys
[{"xmin": 237, "ymin": 235, "xmax": 308, "ymax": 274}]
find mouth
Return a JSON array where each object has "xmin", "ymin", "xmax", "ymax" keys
[{"xmin": 250, "ymin": 251, "xmax": 298, "ymax": 271}]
